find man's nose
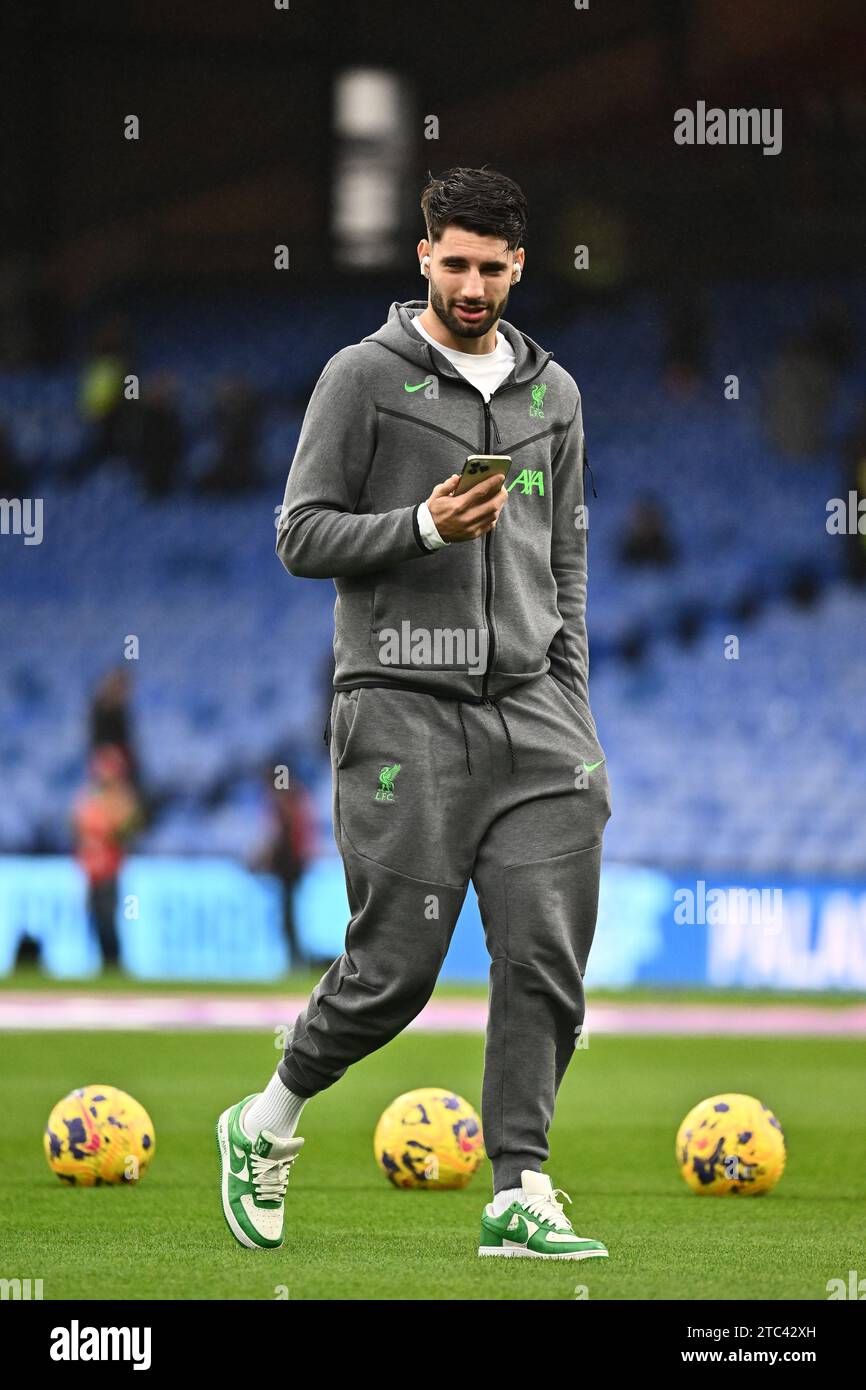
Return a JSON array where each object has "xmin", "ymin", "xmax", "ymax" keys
[{"xmin": 459, "ymin": 274, "xmax": 486, "ymax": 300}]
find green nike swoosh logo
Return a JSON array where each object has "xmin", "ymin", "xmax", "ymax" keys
[
  {"xmin": 583, "ymin": 759, "xmax": 605, "ymax": 773},
  {"xmin": 230, "ymin": 1142, "xmax": 249, "ymax": 1179},
  {"xmin": 403, "ymin": 379, "xmax": 430, "ymax": 392},
  {"xmin": 506, "ymin": 1213, "xmax": 534, "ymax": 1243}
]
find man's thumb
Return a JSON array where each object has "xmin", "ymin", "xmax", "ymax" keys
[{"xmin": 431, "ymin": 474, "xmax": 460, "ymax": 497}]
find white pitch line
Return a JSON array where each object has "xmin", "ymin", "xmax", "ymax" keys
[{"xmin": 1, "ymin": 993, "xmax": 865, "ymax": 1034}]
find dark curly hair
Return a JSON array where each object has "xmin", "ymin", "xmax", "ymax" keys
[{"xmin": 420, "ymin": 166, "xmax": 527, "ymax": 251}]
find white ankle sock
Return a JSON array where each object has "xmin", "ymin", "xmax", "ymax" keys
[
  {"xmin": 491, "ymin": 1186, "xmax": 523, "ymax": 1216},
  {"xmin": 243, "ymin": 1071, "xmax": 308, "ymax": 1140}
]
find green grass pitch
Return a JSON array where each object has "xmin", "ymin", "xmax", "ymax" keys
[{"xmin": 2, "ymin": 1026, "xmax": 864, "ymax": 1300}]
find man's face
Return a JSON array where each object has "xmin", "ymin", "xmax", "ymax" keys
[{"xmin": 424, "ymin": 226, "xmax": 522, "ymax": 341}]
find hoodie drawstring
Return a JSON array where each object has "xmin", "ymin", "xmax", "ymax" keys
[{"xmin": 456, "ymin": 698, "xmax": 516, "ymax": 776}]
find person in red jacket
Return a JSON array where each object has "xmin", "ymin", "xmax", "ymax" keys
[
  {"xmin": 73, "ymin": 744, "xmax": 141, "ymax": 970},
  {"xmin": 253, "ymin": 770, "xmax": 316, "ymax": 971}
]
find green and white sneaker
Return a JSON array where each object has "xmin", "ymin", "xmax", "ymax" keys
[
  {"xmin": 216, "ymin": 1094, "xmax": 304, "ymax": 1250},
  {"xmin": 478, "ymin": 1169, "xmax": 608, "ymax": 1260}
]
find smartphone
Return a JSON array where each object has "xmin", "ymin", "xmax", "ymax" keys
[{"xmin": 453, "ymin": 454, "xmax": 513, "ymax": 497}]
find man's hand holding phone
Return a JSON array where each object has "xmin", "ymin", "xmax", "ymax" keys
[{"xmin": 425, "ymin": 456, "xmax": 512, "ymax": 543}]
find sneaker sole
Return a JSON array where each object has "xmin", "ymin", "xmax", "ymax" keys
[
  {"xmin": 216, "ymin": 1107, "xmax": 281, "ymax": 1251},
  {"xmin": 478, "ymin": 1246, "xmax": 608, "ymax": 1260}
]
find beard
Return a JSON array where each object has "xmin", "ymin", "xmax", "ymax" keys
[{"xmin": 428, "ymin": 280, "xmax": 510, "ymax": 341}]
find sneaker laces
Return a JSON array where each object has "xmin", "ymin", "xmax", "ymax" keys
[
  {"xmin": 250, "ymin": 1149, "xmax": 297, "ymax": 1203},
  {"xmin": 523, "ymin": 1186, "xmax": 574, "ymax": 1231}
]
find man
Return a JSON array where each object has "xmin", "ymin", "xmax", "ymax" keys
[
  {"xmin": 217, "ymin": 166, "xmax": 611, "ymax": 1260},
  {"xmin": 253, "ymin": 764, "xmax": 316, "ymax": 970},
  {"xmin": 72, "ymin": 744, "xmax": 141, "ymax": 970}
]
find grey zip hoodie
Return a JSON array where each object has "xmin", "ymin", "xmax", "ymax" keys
[{"xmin": 276, "ymin": 299, "xmax": 593, "ymax": 708}]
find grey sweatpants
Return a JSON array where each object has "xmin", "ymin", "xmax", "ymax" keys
[{"xmin": 278, "ymin": 671, "xmax": 611, "ymax": 1191}]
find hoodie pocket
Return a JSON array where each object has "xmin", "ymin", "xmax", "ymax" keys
[{"xmin": 370, "ymin": 547, "xmax": 487, "ymax": 674}]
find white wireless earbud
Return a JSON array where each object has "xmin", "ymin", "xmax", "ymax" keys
[{"xmin": 512, "ymin": 265, "xmax": 522, "ymax": 284}]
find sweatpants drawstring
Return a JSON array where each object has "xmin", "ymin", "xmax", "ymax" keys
[
  {"xmin": 456, "ymin": 701, "xmax": 473, "ymax": 775},
  {"xmin": 492, "ymin": 702, "xmax": 517, "ymax": 774}
]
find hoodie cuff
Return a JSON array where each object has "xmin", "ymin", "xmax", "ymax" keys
[{"xmin": 415, "ymin": 501, "xmax": 449, "ymax": 551}]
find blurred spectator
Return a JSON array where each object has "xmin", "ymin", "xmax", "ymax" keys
[
  {"xmin": 763, "ymin": 330, "xmax": 836, "ymax": 456},
  {"xmin": 77, "ymin": 312, "xmax": 135, "ymax": 464},
  {"xmin": 69, "ymin": 311, "xmax": 138, "ymax": 481},
  {"xmin": 131, "ymin": 372, "xmax": 185, "ymax": 497},
  {"xmin": 619, "ymin": 494, "xmax": 678, "ymax": 568},
  {"xmin": 253, "ymin": 768, "xmax": 316, "ymax": 969},
  {"xmin": 72, "ymin": 745, "xmax": 142, "ymax": 970},
  {"xmin": 788, "ymin": 565, "xmax": 821, "ymax": 608},
  {"xmin": 201, "ymin": 376, "xmax": 263, "ymax": 493},
  {"xmin": 89, "ymin": 668, "xmax": 141, "ymax": 790}
]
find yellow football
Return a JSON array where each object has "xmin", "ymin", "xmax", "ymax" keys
[
  {"xmin": 44, "ymin": 1084, "xmax": 156, "ymax": 1186},
  {"xmin": 676, "ymin": 1092, "xmax": 785, "ymax": 1195}
]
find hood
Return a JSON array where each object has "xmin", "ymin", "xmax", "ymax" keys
[{"xmin": 361, "ymin": 299, "xmax": 553, "ymax": 386}]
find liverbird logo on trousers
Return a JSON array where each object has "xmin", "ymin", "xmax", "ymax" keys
[{"xmin": 375, "ymin": 763, "xmax": 402, "ymax": 802}]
